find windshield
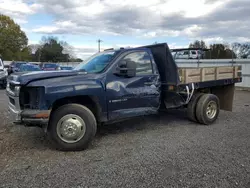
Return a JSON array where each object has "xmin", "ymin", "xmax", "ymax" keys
[
  {"xmin": 21, "ymin": 65, "xmax": 41, "ymax": 71},
  {"xmin": 16, "ymin": 63, "xmax": 26, "ymax": 68},
  {"xmin": 44, "ymin": 63, "xmax": 57, "ymax": 68},
  {"xmin": 74, "ymin": 51, "xmax": 119, "ymax": 73}
]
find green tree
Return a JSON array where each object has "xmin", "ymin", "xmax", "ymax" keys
[
  {"xmin": 36, "ymin": 36, "xmax": 70, "ymax": 62},
  {"xmin": 189, "ymin": 40, "xmax": 237, "ymax": 59},
  {"xmin": 189, "ymin": 40, "xmax": 207, "ymax": 49},
  {"xmin": 209, "ymin": 44, "xmax": 236, "ymax": 59},
  {"xmin": 19, "ymin": 47, "xmax": 32, "ymax": 61},
  {"xmin": 0, "ymin": 14, "xmax": 29, "ymax": 60},
  {"xmin": 69, "ymin": 58, "xmax": 83, "ymax": 62}
]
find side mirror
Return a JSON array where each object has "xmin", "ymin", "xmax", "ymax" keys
[{"xmin": 114, "ymin": 60, "xmax": 136, "ymax": 77}]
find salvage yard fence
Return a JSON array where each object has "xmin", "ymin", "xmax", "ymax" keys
[{"xmin": 3, "ymin": 59, "xmax": 250, "ymax": 89}]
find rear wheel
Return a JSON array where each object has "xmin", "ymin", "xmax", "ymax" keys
[
  {"xmin": 196, "ymin": 94, "xmax": 220, "ymax": 125},
  {"xmin": 187, "ymin": 93, "xmax": 204, "ymax": 122},
  {"xmin": 48, "ymin": 104, "xmax": 97, "ymax": 151}
]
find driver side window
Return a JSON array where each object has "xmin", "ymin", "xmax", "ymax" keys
[{"xmin": 122, "ymin": 51, "xmax": 153, "ymax": 75}]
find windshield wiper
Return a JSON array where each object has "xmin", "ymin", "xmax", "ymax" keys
[{"xmin": 78, "ymin": 69, "xmax": 87, "ymax": 73}]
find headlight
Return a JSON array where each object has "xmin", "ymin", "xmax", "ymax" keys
[{"xmin": 15, "ymin": 86, "xmax": 21, "ymax": 94}]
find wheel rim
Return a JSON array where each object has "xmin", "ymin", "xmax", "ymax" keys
[
  {"xmin": 206, "ymin": 101, "xmax": 217, "ymax": 119},
  {"xmin": 56, "ymin": 114, "xmax": 86, "ymax": 143}
]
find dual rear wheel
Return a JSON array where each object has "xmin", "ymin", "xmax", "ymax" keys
[{"xmin": 187, "ymin": 93, "xmax": 220, "ymax": 125}]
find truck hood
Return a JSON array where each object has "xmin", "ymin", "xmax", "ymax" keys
[{"xmin": 8, "ymin": 70, "xmax": 82, "ymax": 85}]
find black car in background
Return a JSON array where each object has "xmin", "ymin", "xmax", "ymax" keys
[{"xmin": 7, "ymin": 61, "xmax": 27, "ymax": 75}]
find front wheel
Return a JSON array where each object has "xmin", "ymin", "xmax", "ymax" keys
[{"xmin": 48, "ymin": 104, "xmax": 97, "ymax": 151}]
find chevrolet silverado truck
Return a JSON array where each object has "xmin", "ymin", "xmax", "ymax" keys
[{"xmin": 6, "ymin": 43, "xmax": 242, "ymax": 151}]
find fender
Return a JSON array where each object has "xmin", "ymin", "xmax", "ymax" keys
[{"xmin": 26, "ymin": 73, "xmax": 108, "ymax": 121}]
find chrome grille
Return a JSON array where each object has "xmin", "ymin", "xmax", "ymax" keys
[
  {"xmin": 9, "ymin": 97, "xmax": 15, "ymax": 106},
  {"xmin": 9, "ymin": 83, "xmax": 15, "ymax": 92}
]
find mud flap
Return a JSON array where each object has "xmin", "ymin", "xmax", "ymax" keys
[{"xmin": 211, "ymin": 84, "xmax": 235, "ymax": 111}]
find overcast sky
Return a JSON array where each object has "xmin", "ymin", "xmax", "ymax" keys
[{"xmin": 0, "ymin": 0, "xmax": 249, "ymax": 59}]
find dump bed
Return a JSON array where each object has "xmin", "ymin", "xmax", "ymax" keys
[{"xmin": 178, "ymin": 66, "xmax": 242, "ymax": 84}]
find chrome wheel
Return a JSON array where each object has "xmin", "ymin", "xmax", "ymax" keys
[
  {"xmin": 56, "ymin": 114, "xmax": 86, "ymax": 143},
  {"xmin": 206, "ymin": 101, "xmax": 217, "ymax": 119}
]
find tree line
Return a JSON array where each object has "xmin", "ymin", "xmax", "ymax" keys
[
  {"xmin": 0, "ymin": 14, "xmax": 83, "ymax": 62},
  {"xmin": 189, "ymin": 40, "xmax": 250, "ymax": 59}
]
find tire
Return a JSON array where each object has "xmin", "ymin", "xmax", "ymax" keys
[
  {"xmin": 196, "ymin": 94, "xmax": 220, "ymax": 125},
  {"xmin": 187, "ymin": 93, "xmax": 204, "ymax": 122},
  {"xmin": 48, "ymin": 104, "xmax": 97, "ymax": 151}
]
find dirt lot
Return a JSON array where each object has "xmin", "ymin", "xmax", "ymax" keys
[{"xmin": 0, "ymin": 89, "xmax": 250, "ymax": 188}]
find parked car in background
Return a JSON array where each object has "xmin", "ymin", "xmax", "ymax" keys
[
  {"xmin": 0, "ymin": 58, "xmax": 7, "ymax": 88},
  {"xmin": 60, "ymin": 66, "xmax": 73, "ymax": 70},
  {"xmin": 40, "ymin": 63, "xmax": 61, "ymax": 71},
  {"xmin": 4, "ymin": 65, "xmax": 9, "ymax": 73},
  {"xmin": 8, "ymin": 61, "xmax": 27, "ymax": 74},
  {"xmin": 19, "ymin": 63, "xmax": 42, "ymax": 72},
  {"xmin": 172, "ymin": 50, "xmax": 203, "ymax": 59}
]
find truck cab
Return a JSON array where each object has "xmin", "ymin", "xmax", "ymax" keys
[{"xmin": 6, "ymin": 43, "xmax": 242, "ymax": 151}]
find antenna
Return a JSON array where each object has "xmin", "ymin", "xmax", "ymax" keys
[{"xmin": 97, "ymin": 39, "xmax": 103, "ymax": 52}]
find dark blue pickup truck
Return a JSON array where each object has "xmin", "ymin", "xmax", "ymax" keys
[{"xmin": 6, "ymin": 43, "xmax": 242, "ymax": 151}]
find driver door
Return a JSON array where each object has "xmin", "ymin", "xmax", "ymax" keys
[{"xmin": 105, "ymin": 50, "xmax": 161, "ymax": 121}]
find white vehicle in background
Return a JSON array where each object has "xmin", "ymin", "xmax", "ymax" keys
[
  {"xmin": 171, "ymin": 48, "xmax": 208, "ymax": 60},
  {"xmin": 175, "ymin": 50, "xmax": 202, "ymax": 59},
  {"xmin": 0, "ymin": 57, "xmax": 7, "ymax": 88}
]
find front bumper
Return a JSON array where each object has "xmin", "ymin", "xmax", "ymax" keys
[
  {"xmin": 8, "ymin": 97, "xmax": 22, "ymax": 123},
  {"xmin": 8, "ymin": 99, "xmax": 50, "ymax": 125},
  {"xmin": 7, "ymin": 84, "xmax": 50, "ymax": 126}
]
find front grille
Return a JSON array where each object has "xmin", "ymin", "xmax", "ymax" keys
[
  {"xmin": 9, "ymin": 83, "xmax": 15, "ymax": 92},
  {"xmin": 19, "ymin": 87, "xmax": 44, "ymax": 110}
]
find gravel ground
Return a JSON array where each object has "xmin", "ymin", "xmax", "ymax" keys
[{"xmin": 0, "ymin": 89, "xmax": 250, "ymax": 188}]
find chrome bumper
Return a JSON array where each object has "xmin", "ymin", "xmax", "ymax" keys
[
  {"xmin": 7, "ymin": 88, "xmax": 22, "ymax": 123},
  {"xmin": 8, "ymin": 101, "xmax": 22, "ymax": 123}
]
